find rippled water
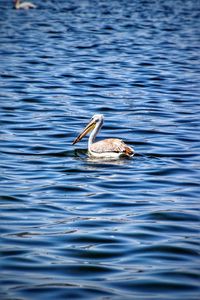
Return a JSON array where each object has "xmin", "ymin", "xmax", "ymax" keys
[{"xmin": 0, "ymin": 0, "xmax": 200, "ymax": 299}]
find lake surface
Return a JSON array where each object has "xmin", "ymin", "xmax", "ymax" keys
[{"xmin": 0, "ymin": 0, "xmax": 200, "ymax": 299}]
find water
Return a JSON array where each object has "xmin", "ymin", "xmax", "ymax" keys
[{"xmin": 0, "ymin": 0, "xmax": 200, "ymax": 299}]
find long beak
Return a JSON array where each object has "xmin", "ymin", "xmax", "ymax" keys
[{"xmin": 72, "ymin": 119, "xmax": 96, "ymax": 145}]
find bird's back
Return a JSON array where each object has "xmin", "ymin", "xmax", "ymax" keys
[{"xmin": 90, "ymin": 138, "xmax": 134, "ymax": 156}]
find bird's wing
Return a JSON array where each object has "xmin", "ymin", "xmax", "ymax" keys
[{"xmin": 91, "ymin": 138, "xmax": 133, "ymax": 155}]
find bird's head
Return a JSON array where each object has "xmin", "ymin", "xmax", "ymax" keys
[{"xmin": 72, "ymin": 114, "xmax": 104, "ymax": 145}]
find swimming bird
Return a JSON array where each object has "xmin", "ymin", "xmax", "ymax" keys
[
  {"xmin": 14, "ymin": 0, "xmax": 36, "ymax": 9},
  {"xmin": 72, "ymin": 114, "xmax": 134, "ymax": 159}
]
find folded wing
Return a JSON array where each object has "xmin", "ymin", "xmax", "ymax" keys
[{"xmin": 91, "ymin": 138, "xmax": 134, "ymax": 156}]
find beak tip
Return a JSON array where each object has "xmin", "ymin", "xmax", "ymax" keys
[
  {"xmin": 72, "ymin": 138, "xmax": 78, "ymax": 145},
  {"xmin": 72, "ymin": 121, "xmax": 93, "ymax": 146}
]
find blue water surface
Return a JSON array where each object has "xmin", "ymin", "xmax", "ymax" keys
[{"xmin": 0, "ymin": 0, "xmax": 200, "ymax": 299}]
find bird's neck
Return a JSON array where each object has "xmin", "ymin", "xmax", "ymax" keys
[
  {"xmin": 88, "ymin": 127, "xmax": 97, "ymax": 148},
  {"xmin": 88, "ymin": 120, "xmax": 103, "ymax": 150},
  {"xmin": 15, "ymin": 0, "xmax": 20, "ymax": 8}
]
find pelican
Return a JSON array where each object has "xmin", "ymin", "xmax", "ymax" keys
[
  {"xmin": 14, "ymin": 0, "xmax": 36, "ymax": 9},
  {"xmin": 72, "ymin": 114, "xmax": 134, "ymax": 159}
]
